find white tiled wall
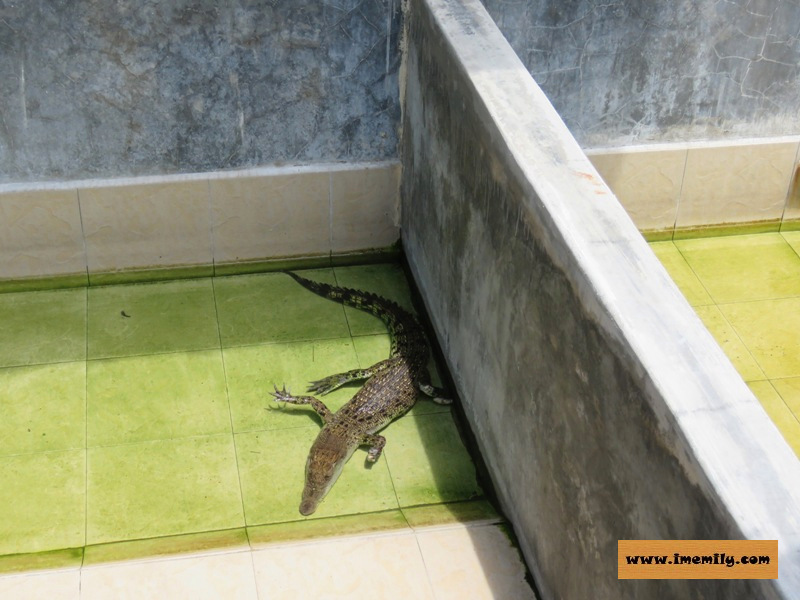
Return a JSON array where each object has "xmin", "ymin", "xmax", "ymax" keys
[
  {"xmin": 4, "ymin": 137, "xmax": 799, "ymax": 283},
  {"xmin": 209, "ymin": 172, "xmax": 330, "ymax": 263},
  {"xmin": 587, "ymin": 136, "xmax": 800, "ymax": 236},
  {"xmin": 0, "ymin": 189, "xmax": 85, "ymax": 280},
  {"xmin": 587, "ymin": 147, "xmax": 685, "ymax": 231},
  {"xmin": 80, "ymin": 181, "xmax": 213, "ymax": 274},
  {"xmin": 0, "ymin": 162, "xmax": 401, "ymax": 283}
]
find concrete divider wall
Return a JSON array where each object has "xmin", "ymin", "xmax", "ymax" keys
[{"xmin": 400, "ymin": 0, "xmax": 800, "ymax": 598}]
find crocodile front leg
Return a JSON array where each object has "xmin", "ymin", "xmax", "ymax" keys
[
  {"xmin": 307, "ymin": 358, "xmax": 395, "ymax": 395},
  {"xmin": 362, "ymin": 433, "xmax": 386, "ymax": 462},
  {"xmin": 270, "ymin": 385, "xmax": 333, "ymax": 423}
]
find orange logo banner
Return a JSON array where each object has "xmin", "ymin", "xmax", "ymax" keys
[{"xmin": 618, "ymin": 540, "xmax": 778, "ymax": 579}]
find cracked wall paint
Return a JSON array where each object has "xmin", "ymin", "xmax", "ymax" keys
[
  {"xmin": 479, "ymin": 0, "xmax": 800, "ymax": 147},
  {"xmin": 0, "ymin": 0, "xmax": 402, "ymax": 183}
]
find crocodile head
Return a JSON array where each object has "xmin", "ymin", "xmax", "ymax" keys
[{"xmin": 299, "ymin": 430, "xmax": 357, "ymax": 516}]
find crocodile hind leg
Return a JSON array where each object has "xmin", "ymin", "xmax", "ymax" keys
[
  {"xmin": 307, "ymin": 358, "xmax": 395, "ymax": 395},
  {"xmin": 361, "ymin": 433, "xmax": 386, "ymax": 463},
  {"xmin": 418, "ymin": 378, "xmax": 452, "ymax": 405},
  {"xmin": 270, "ymin": 385, "xmax": 333, "ymax": 424}
]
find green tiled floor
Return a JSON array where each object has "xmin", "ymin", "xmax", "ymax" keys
[
  {"xmin": 0, "ymin": 264, "xmax": 484, "ymax": 569},
  {"xmin": 651, "ymin": 232, "xmax": 800, "ymax": 456}
]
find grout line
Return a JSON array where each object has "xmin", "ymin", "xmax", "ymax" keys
[
  {"xmin": 709, "ymin": 305, "xmax": 768, "ymax": 381},
  {"xmin": 75, "ymin": 188, "xmax": 90, "ymax": 281},
  {"xmin": 82, "ymin": 282, "xmax": 89, "ymax": 571},
  {"xmin": 330, "ymin": 266, "xmax": 356, "ymax": 338},
  {"xmin": 328, "ymin": 172, "xmax": 334, "ymax": 256},
  {"xmin": 207, "ymin": 179, "xmax": 218, "ymax": 278},
  {"xmin": 670, "ymin": 149, "xmax": 689, "ymax": 239},
  {"xmin": 210, "ymin": 276, "xmax": 250, "ymax": 539},
  {"xmin": 248, "ymin": 548, "xmax": 262, "ymax": 600},
  {"xmin": 713, "ymin": 292, "xmax": 800, "ymax": 307},
  {"xmin": 669, "ymin": 242, "xmax": 717, "ymax": 305},
  {"xmin": 412, "ymin": 529, "xmax": 440, "ymax": 600},
  {"xmin": 764, "ymin": 382, "xmax": 800, "ymax": 427},
  {"xmin": 779, "ymin": 142, "xmax": 800, "ymax": 227}
]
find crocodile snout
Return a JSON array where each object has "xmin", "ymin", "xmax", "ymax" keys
[{"xmin": 299, "ymin": 499, "xmax": 317, "ymax": 516}]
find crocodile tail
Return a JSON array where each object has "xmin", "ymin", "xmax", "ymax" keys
[{"xmin": 285, "ymin": 271, "xmax": 412, "ymax": 327}]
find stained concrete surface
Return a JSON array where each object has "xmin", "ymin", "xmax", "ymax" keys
[
  {"xmin": 479, "ymin": 0, "xmax": 800, "ymax": 147},
  {"xmin": 0, "ymin": 0, "xmax": 401, "ymax": 183}
]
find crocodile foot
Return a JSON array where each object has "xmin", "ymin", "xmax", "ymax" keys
[
  {"xmin": 270, "ymin": 384, "xmax": 296, "ymax": 403},
  {"xmin": 419, "ymin": 383, "xmax": 452, "ymax": 405},
  {"xmin": 307, "ymin": 375, "xmax": 350, "ymax": 395},
  {"xmin": 270, "ymin": 384, "xmax": 334, "ymax": 423},
  {"xmin": 363, "ymin": 433, "xmax": 386, "ymax": 463}
]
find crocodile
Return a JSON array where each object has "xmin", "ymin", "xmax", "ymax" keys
[{"xmin": 270, "ymin": 270, "xmax": 450, "ymax": 516}]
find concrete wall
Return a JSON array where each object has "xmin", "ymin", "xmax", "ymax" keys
[
  {"xmin": 479, "ymin": 0, "xmax": 800, "ymax": 148},
  {"xmin": 0, "ymin": 0, "xmax": 401, "ymax": 183},
  {"xmin": 401, "ymin": 1, "xmax": 800, "ymax": 598}
]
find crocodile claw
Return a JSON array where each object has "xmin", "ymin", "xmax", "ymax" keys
[
  {"xmin": 270, "ymin": 384, "xmax": 293, "ymax": 403},
  {"xmin": 307, "ymin": 378, "xmax": 336, "ymax": 395}
]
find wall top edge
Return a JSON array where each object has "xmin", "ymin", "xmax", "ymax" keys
[
  {"xmin": 584, "ymin": 136, "xmax": 800, "ymax": 156},
  {"xmin": 0, "ymin": 160, "xmax": 401, "ymax": 195}
]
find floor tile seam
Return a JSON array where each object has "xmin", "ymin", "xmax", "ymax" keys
[
  {"xmin": 244, "ymin": 507, "xmax": 409, "ymax": 533},
  {"xmin": 331, "ymin": 266, "xmax": 359, "ymax": 342},
  {"xmin": 703, "ymin": 302, "xmax": 769, "ymax": 381},
  {"xmin": 763, "ymin": 381, "xmax": 800, "ymax": 426},
  {"xmin": 410, "ymin": 519, "xmax": 506, "ymax": 537},
  {"xmin": 0, "ymin": 285, "xmax": 89, "ymax": 299},
  {"xmin": 222, "ymin": 331, "xmax": 364, "ymax": 350},
  {"xmin": 410, "ymin": 524, "xmax": 441, "ymax": 600},
  {"xmin": 79, "ymin": 544, "xmax": 255, "ymax": 573},
  {"xmin": 211, "ymin": 277, "xmax": 250, "ymax": 528},
  {"xmin": 83, "ymin": 264, "xmax": 91, "ymax": 580},
  {"xmin": 0, "ymin": 356, "xmax": 91, "ymax": 371},
  {"xmin": 233, "ymin": 423, "xmax": 320, "ymax": 437},
  {"xmin": 220, "ymin": 333, "xmax": 360, "ymax": 353},
  {"xmin": 780, "ymin": 231, "xmax": 800, "ymax": 262},
  {"xmin": 83, "ymin": 280, "xmax": 90, "ymax": 567},
  {"xmin": 764, "ymin": 374, "xmax": 800, "ymax": 382},
  {"xmin": 712, "ymin": 289, "xmax": 800, "ymax": 306},
  {"xmin": 0, "ymin": 563, "xmax": 83, "ymax": 580},
  {"xmin": 669, "ymin": 243, "xmax": 725, "ymax": 305},
  {"xmin": 82, "ymin": 430, "xmax": 239, "ymax": 452},
  {"xmin": 86, "ymin": 275, "xmax": 217, "ymax": 291},
  {"xmin": 86, "ymin": 337, "xmax": 361, "ymax": 366},
  {"xmin": 247, "ymin": 544, "xmax": 263, "ymax": 600},
  {"xmin": 85, "ymin": 421, "xmax": 238, "ymax": 449},
  {"xmin": 673, "ymin": 231, "xmax": 787, "ymax": 246},
  {"xmin": 709, "ymin": 300, "xmax": 797, "ymax": 382},
  {"xmin": 675, "ymin": 248, "xmax": 800, "ymax": 280},
  {"xmin": 0, "ymin": 444, "xmax": 89, "ymax": 461},
  {"xmin": 381, "ymin": 435, "xmax": 406, "ymax": 511},
  {"xmin": 86, "ymin": 343, "xmax": 224, "ymax": 363},
  {"xmin": 79, "ymin": 525, "xmax": 250, "ymax": 555},
  {"xmin": 247, "ymin": 524, "xmax": 421, "ymax": 553},
  {"xmin": 0, "ymin": 538, "xmax": 255, "ymax": 579}
]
